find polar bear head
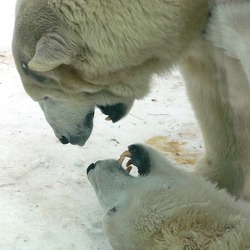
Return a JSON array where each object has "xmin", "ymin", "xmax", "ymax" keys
[
  {"xmin": 87, "ymin": 144, "xmax": 250, "ymax": 249},
  {"xmin": 12, "ymin": 0, "xmax": 208, "ymax": 145},
  {"xmin": 87, "ymin": 144, "xmax": 177, "ymax": 249}
]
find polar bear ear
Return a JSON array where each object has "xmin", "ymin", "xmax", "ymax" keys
[{"xmin": 28, "ymin": 33, "xmax": 71, "ymax": 72}]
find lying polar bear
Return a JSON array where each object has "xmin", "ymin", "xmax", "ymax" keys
[
  {"xmin": 87, "ymin": 144, "xmax": 250, "ymax": 250},
  {"xmin": 12, "ymin": 1, "xmax": 250, "ymax": 199}
]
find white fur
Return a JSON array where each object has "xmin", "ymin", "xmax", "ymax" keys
[
  {"xmin": 12, "ymin": 1, "xmax": 250, "ymax": 197},
  {"xmin": 181, "ymin": 2, "xmax": 250, "ymax": 199}
]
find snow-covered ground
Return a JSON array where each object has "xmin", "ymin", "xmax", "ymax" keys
[{"xmin": 0, "ymin": 1, "xmax": 203, "ymax": 249}]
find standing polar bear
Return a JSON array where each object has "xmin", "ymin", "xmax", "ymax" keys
[
  {"xmin": 87, "ymin": 144, "xmax": 250, "ymax": 249},
  {"xmin": 12, "ymin": 0, "xmax": 250, "ymax": 200}
]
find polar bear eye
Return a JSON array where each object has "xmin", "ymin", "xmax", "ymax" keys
[
  {"xmin": 21, "ymin": 62, "xmax": 28, "ymax": 69},
  {"xmin": 21, "ymin": 62, "xmax": 29, "ymax": 74}
]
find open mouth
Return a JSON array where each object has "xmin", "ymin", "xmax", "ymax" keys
[
  {"xmin": 117, "ymin": 150, "xmax": 135, "ymax": 174},
  {"xmin": 87, "ymin": 145, "xmax": 150, "ymax": 177},
  {"xmin": 117, "ymin": 145, "xmax": 151, "ymax": 176}
]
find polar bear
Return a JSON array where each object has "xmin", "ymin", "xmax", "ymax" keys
[
  {"xmin": 87, "ymin": 144, "xmax": 250, "ymax": 250},
  {"xmin": 12, "ymin": 0, "xmax": 208, "ymax": 146},
  {"xmin": 12, "ymin": 1, "xmax": 250, "ymax": 199}
]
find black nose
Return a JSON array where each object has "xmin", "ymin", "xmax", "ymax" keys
[
  {"xmin": 87, "ymin": 163, "xmax": 96, "ymax": 174},
  {"xmin": 59, "ymin": 136, "xmax": 69, "ymax": 144}
]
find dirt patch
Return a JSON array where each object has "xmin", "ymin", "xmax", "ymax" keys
[
  {"xmin": 145, "ymin": 136, "xmax": 197, "ymax": 166},
  {"xmin": 0, "ymin": 51, "xmax": 13, "ymax": 65}
]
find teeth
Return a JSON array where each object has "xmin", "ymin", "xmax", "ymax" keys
[
  {"xmin": 117, "ymin": 156, "xmax": 125, "ymax": 165},
  {"xmin": 117, "ymin": 150, "xmax": 132, "ymax": 165},
  {"xmin": 126, "ymin": 159, "xmax": 132, "ymax": 168},
  {"xmin": 117, "ymin": 150, "xmax": 132, "ymax": 164},
  {"xmin": 117, "ymin": 149, "xmax": 139, "ymax": 176},
  {"xmin": 120, "ymin": 150, "xmax": 132, "ymax": 159},
  {"xmin": 126, "ymin": 166, "xmax": 132, "ymax": 173},
  {"xmin": 105, "ymin": 116, "xmax": 112, "ymax": 121}
]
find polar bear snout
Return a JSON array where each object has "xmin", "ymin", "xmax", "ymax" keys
[{"xmin": 38, "ymin": 99, "xmax": 95, "ymax": 146}]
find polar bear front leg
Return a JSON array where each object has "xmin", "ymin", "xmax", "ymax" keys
[{"xmin": 180, "ymin": 44, "xmax": 250, "ymax": 199}]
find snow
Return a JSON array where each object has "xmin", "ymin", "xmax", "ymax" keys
[{"xmin": 0, "ymin": 1, "xmax": 203, "ymax": 249}]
